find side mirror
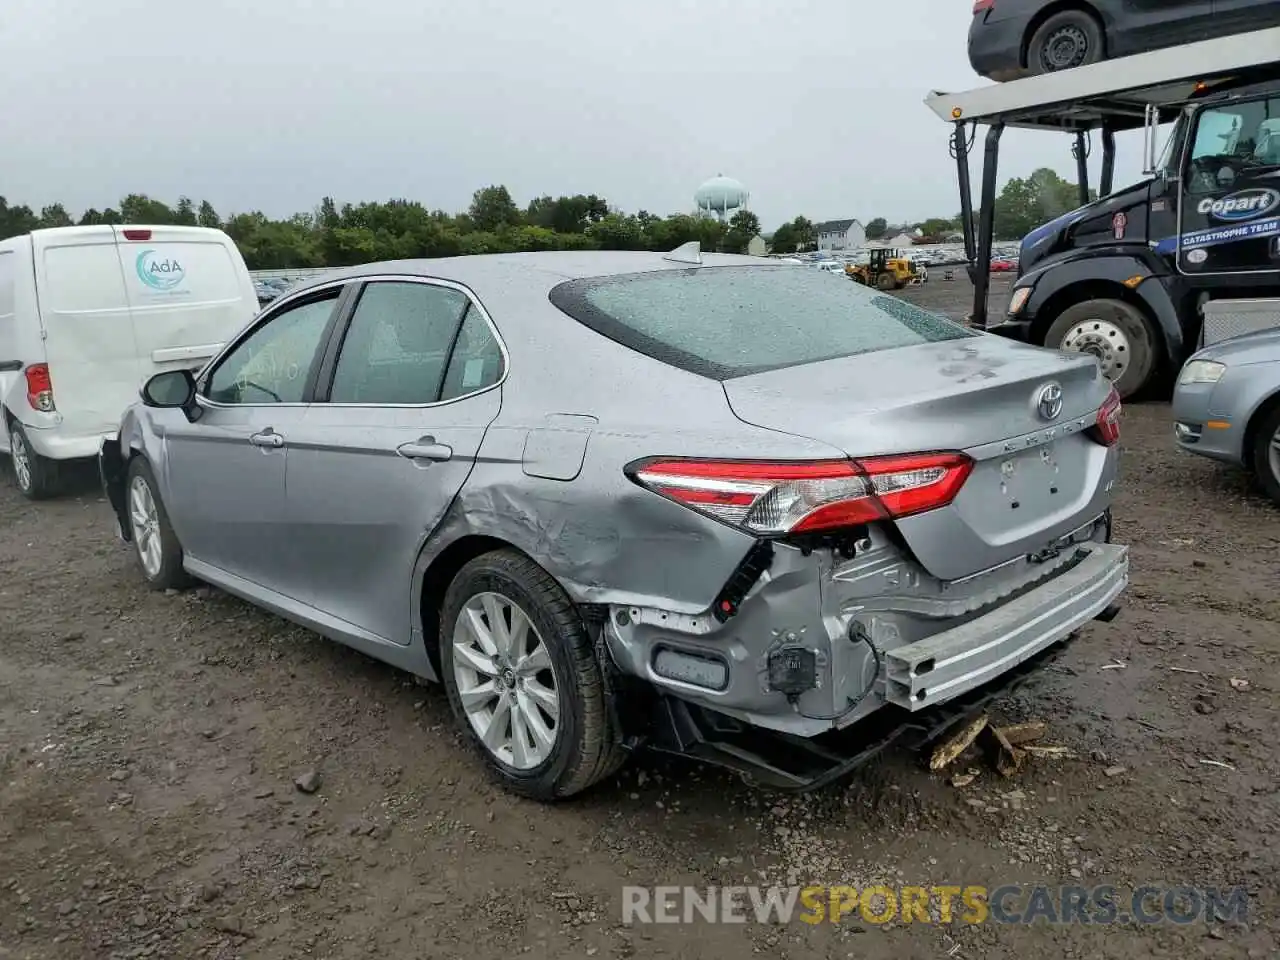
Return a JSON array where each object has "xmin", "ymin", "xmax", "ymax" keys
[{"xmin": 141, "ymin": 369, "xmax": 201, "ymax": 422}]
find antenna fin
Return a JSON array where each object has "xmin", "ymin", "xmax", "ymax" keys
[{"xmin": 663, "ymin": 241, "xmax": 702, "ymax": 265}]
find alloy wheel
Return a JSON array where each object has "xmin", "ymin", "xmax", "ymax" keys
[
  {"xmin": 10, "ymin": 427, "xmax": 31, "ymax": 492},
  {"xmin": 1269, "ymin": 426, "xmax": 1280, "ymax": 489},
  {"xmin": 451, "ymin": 591, "xmax": 561, "ymax": 770},
  {"xmin": 129, "ymin": 475, "xmax": 163, "ymax": 579}
]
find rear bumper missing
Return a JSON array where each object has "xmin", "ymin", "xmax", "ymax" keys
[
  {"xmin": 643, "ymin": 631, "xmax": 1083, "ymax": 791},
  {"xmin": 884, "ymin": 543, "xmax": 1128, "ymax": 710}
]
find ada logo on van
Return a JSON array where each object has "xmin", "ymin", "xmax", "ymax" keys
[
  {"xmin": 1196, "ymin": 188, "xmax": 1280, "ymax": 222},
  {"xmin": 136, "ymin": 249, "xmax": 186, "ymax": 291}
]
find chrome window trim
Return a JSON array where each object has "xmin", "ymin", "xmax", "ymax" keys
[{"xmin": 198, "ymin": 273, "xmax": 510, "ymax": 411}]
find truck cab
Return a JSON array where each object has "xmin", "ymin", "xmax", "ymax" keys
[
  {"xmin": 1009, "ymin": 81, "xmax": 1280, "ymax": 395},
  {"xmin": 926, "ymin": 26, "xmax": 1280, "ymax": 398}
]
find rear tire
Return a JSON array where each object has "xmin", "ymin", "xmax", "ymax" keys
[
  {"xmin": 1045, "ymin": 298, "xmax": 1157, "ymax": 400},
  {"xmin": 125, "ymin": 457, "xmax": 193, "ymax": 590},
  {"xmin": 1250, "ymin": 403, "xmax": 1280, "ymax": 505},
  {"xmin": 440, "ymin": 549, "xmax": 625, "ymax": 800},
  {"xmin": 876, "ymin": 273, "xmax": 896, "ymax": 292},
  {"xmin": 1027, "ymin": 11, "xmax": 1105, "ymax": 75},
  {"xmin": 8, "ymin": 421, "xmax": 60, "ymax": 500}
]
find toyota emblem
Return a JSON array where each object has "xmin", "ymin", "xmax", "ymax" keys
[{"xmin": 1035, "ymin": 382, "xmax": 1063, "ymax": 421}]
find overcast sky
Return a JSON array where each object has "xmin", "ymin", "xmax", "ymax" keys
[{"xmin": 1, "ymin": 0, "xmax": 1153, "ymax": 229}]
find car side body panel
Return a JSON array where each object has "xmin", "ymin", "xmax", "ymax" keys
[{"xmin": 1173, "ymin": 329, "xmax": 1280, "ymax": 466}]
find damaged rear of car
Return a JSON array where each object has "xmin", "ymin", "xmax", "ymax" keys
[{"xmin": 539, "ymin": 264, "xmax": 1127, "ymax": 789}]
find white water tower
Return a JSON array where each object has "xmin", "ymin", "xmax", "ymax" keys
[{"xmin": 694, "ymin": 174, "xmax": 749, "ymax": 222}]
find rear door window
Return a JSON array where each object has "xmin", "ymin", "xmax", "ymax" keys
[
  {"xmin": 327, "ymin": 280, "xmax": 471, "ymax": 405},
  {"xmin": 548, "ymin": 265, "xmax": 970, "ymax": 380}
]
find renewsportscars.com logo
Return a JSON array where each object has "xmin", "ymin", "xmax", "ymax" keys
[
  {"xmin": 1196, "ymin": 187, "xmax": 1279, "ymax": 222},
  {"xmin": 136, "ymin": 249, "xmax": 186, "ymax": 291}
]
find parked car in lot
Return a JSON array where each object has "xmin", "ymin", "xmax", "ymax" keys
[
  {"xmin": 0, "ymin": 225, "xmax": 257, "ymax": 499},
  {"xmin": 969, "ymin": 0, "xmax": 1280, "ymax": 81},
  {"xmin": 100, "ymin": 250, "xmax": 1128, "ymax": 799},
  {"xmin": 1173, "ymin": 329, "xmax": 1280, "ymax": 503}
]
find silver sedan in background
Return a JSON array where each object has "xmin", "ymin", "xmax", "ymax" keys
[
  {"xmin": 100, "ymin": 249, "xmax": 1128, "ymax": 800},
  {"xmin": 1173, "ymin": 329, "xmax": 1280, "ymax": 503}
]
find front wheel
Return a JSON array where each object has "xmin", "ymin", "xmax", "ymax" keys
[
  {"xmin": 1250, "ymin": 404, "xmax": 1280, "ymax": 505},
  {"xmin": 1045, "ymin": 299, "xmax": 1157, "ymax": 399},
  {"xmin": 1027, "ymin": 10, "xmax": 1105, "ymax": 75},
  {"xmin": 440, "ymin": 549, "xmax": 625, "ymax": 800},
  {"xmin": 125, "ymin": 458, "xmax": 193, "ymax": 590}
]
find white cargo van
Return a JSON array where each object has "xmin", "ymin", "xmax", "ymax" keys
[{"xmin": 0, "ymin": 225, "xmax": 257, "ymax": 499}]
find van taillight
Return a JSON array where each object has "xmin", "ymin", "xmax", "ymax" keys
[
  {"xmin": 122, "ymin": 229, "xmax": 152, "ymax": 241},
  {"xmin": 25, "ymin": 364, "xmax": 55, "ymax": 412},
  {"xmin": 973, "ymin": 0, "xmax": 994, "ymax": 11}
]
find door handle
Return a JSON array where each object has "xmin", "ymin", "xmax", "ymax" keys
[
  {"xmin": 397, "ymin": 436, "xmax": 453, "ymax": 462},
  {"xmin": 249, "ymin": 430, "xmax": 284, "ymax": 449}
]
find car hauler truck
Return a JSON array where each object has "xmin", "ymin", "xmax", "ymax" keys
[{"xmin": 925, "ymin": 25, "xmax": 1280, "ymax": 398}]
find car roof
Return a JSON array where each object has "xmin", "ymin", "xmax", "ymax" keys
[{"xmin": 289, "ymin": 250, "xmax": 773, "ymax": 299}]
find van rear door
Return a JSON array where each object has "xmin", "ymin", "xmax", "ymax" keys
[
  {"xmin": 32, "ymin": 227, "xmax": 139, "ymax": 439},
  {"xmin": 113, "ymin": 226, "xmax": 257, "ymax": 381}
]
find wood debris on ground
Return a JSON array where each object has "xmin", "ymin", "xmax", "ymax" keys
[{"xmin": 928, "ymin": 715, "xmax": 1075, "ymax": 782}]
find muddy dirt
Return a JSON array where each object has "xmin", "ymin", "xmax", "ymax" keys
[{"xmin": 2, "ymin": 278, "xmax": 1277, "ymax": 959}]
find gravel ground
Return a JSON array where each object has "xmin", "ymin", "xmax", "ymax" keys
[{"xmin": 1, "ymin": 277, "xmax": 1277, "ymax": 959}]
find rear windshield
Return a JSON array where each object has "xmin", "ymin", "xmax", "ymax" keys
[{"xmin": 548, "ymin": 265, "xmax": 971, "ymax": 379}]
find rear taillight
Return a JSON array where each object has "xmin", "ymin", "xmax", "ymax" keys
[
  {"xmin": 628, "ymin": 453, "xmax": 973, "ymax": 536},
  {"xmin": 1090, "ymin": 385, "xmax": 1122, "ymax": 447},
  {"xmin": 24, "ymin": 363, "xmax": 55, "ymax": 413},
  {"xmin": 122, "ymin": 228, "xmax": 152, "ymax": 241},
  {"xmin": 973, "ymin": 0, "xmax": 994, "ymax": 12}
]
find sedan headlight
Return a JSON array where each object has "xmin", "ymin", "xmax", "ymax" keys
[
  {"xmin": 1179, "ymin": 359, "xmax": 1226, "ymax": 385},
  {"xmin": 1007, "ymin": 286, "xmax": 1031, "ymax": 315}
]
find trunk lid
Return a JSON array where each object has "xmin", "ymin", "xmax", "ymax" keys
[{"xmin": 722, "ymin": 335, "xmax": 1117, "ymax": 581}]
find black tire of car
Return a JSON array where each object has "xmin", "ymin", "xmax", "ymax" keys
[
  {"xmin": 1027, "ymin": 10, "xmax": 1105, "ymax": 75},
  {"xmin": 439, "ymin": 549, "xmax": 626, "ymax": 801},
  {"xmin": 1249, "ymin": 403, "xmax": 1280, "ymax": 505},
  {"xmin": 1045, "ymin": 298, "xmax": 1158, "ymax": 400},
  {"xmin": 8, "ymin": 420, "xmax": 60, "ymax": 500},
  {"xmin": 125, "ymin": 457, "xmax": 194, "ymax": 591}
]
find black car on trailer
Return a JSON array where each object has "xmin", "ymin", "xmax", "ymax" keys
[{"xmin": 969, "ymin": 0, "xmax": 1280, "ymax": 81}]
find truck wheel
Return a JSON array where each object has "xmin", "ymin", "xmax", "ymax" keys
[
  {"xmin": 8, "ymin": 421, "xmax": 60, "ymax": 500},
  {"xmin": 1045, "ymin": 299, "xmax": 1157, "ymax": 399},
  {"xmin": 1027, "ymin": 10, "xmax": 1105, "ymax": 74},
  {"xmin": 876, "ymin": 273, "xmax": 896, "ymax": 292},
  {"xmin": 440, "ymin": 549, "xmax": 625, "ymax": 801},
  {"xmin": 1250, "ymin": 403, "xmax": 1280, "ymax": 505}
]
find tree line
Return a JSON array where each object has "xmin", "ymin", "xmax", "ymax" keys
[
  {"xmin": 772, "ymin": 168, "xmax": 1092, "ymax": 253},
  {"xmin": 0, "ymin": 167, "xmax": 1088, "ymax": 269},
  {"xmin": 0, "ymin": 188, "xmax": 763, "ymax": 271}
]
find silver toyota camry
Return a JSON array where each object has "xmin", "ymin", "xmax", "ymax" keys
[{"xmin": 100, "ymin": 247, "xmax": 1128, "ymax": 799}]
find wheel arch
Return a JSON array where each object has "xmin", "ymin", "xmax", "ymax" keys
[
  {"xmin": 1032, "ymin": 277, "xmax": 1171, "ymax": 359},
  {"xmin": 417, "ymin": 534, "xmax": 542, "ymax": 679},
  {"xmin": 1021, "ymin": 1, "xmax": 1107, "ymax": 70},
  {"xmin": 1241, "ymin": 389, "xmax": 1280, "ymax": 474}
]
